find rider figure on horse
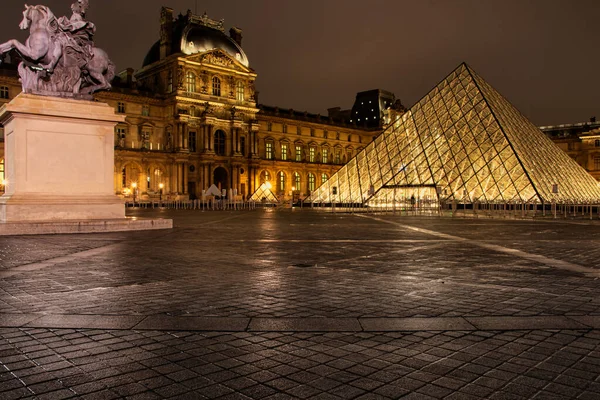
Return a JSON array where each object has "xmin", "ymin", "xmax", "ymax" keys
[{"xmin": 57, "ymin": 0, "xmax": 95, "ymax": 65}]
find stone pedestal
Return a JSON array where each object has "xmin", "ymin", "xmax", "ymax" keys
[{"xmin": 0, "ymin": 94, "xmax": 126, "ymax": 222}]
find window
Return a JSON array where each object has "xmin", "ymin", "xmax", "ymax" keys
[
  {"xmin": 117, "ymin": 102, "xmax": 126, "ymax": 113},
  {"xmin": 297, "ymin": 126, "xmax": 302, "ymax": 135},
  {"xmin": 293, "ymin": 172, "xmax": 301, "ymax": 191},
  {"xmin": 594, "ymin": 156, "xmax": 600, "ymax": 171},
  {"xmin": 309, "ymin": 147, "xmax": 315, "ymax": 163},
  {"xmin": 321, "ymin": 173, "xmax": 328, "ymax": 184},
  {"xmin": 142, "ymin": 105, "xmax": 150, "ymax": 116},
  {"xmin": 324, "ymin": 130, "xmax": 328, "ymax": 139},
  {"xmin": 214, "ymin": 130, "xmax": 226, "ymax": 155},
  {"xmin": 260, "ymin": 170, "xmax": 270, "ymax": 184},
  {"xmin": 348, "ymin": 134, "xmax": 352, "ymax": 142},
  {"xmin": 595, "ymin": 140, "xmax": 600, "ymax": 148},
  {"xmin": 335, "ymin": 150, "xmax": 341, "ymax": 164},
  {"xmin": 295, "ymin": 146, "xmax": 302, "ymax": 162},
  {"xmin": 186, "ymin": 72, "xmax": 196, "ymax": 92},
  {"xmin": 240, "ymin": 136, "xmax": 246, "ymax": 155},
  {"xmin": 0, "ymin": 159, "xmax": 4, "ymax": 184},
  {"xmin": 281, "ymin": 144, "xmax": 288, "ymax": 161},
  {"xmin": 266, "ymin": 142, "xmax": 273, "ymax": 159},
  {"xmin": 212, "ymin": 76, "xmax": 221, "ymax": 96},
  {"xmin": 154, "ymin": 169, "xmax": 162, "ymax": 190},
  {"xmin": 167, "ymin": 70, "xmax": 173, "ymax": 93},
  {"xmin": 308, "ymin": 173, "xmax": 315, "ymax": 192},
  {"xmin": 122, "ymin": 167, "xmax": 126, "ymax": 187},
  {"xmin": 189, "ymin": 131, "xmax": 197, "ymax": 152},
  {"xmin": 322, "ymin": 148, "xmax": 328, "ymax": 164},
  {"xmin": 236, "ymin": 81, "xmax": 244, "ymax": 102},
  {"xmin": 278, "ymin": 171, "xmax": 285, "ymax": 193},
  {"xmin": 310, "ymin": 128, "xmax": 315, "ymax": 137},
  {"xmin": 267, "ymin": 122, "xmax": 272, "ymax": 131},
  {"xmin": 0, "ymin": 86, "xmax": 8, "ymax": 99},
  {"xmin": 147, "ymin": 168, "xmax": 151, "ymax": 189},
  {"xmin": 283, "ymin": 124, "xmax": 288, "ymax": 134}
]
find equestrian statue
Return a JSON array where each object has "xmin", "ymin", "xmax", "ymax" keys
[{"xmin": 0, "ymin": 0, "xmax": 115, "ymax": 98}]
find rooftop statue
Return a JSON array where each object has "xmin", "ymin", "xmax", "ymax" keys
[{"xmin": 0, "ymin": 0, "xmax": 114, "ymax": 99}]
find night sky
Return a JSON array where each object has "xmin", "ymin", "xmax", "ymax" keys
[{"xmin": 0, "ymin": 0, "xmax": 598, "ymax": 126}]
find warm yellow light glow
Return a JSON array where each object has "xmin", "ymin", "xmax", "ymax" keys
[
  {"xmin": 292, "ymin": 186, "xmax": 296, "ymax": 191},
  {"xmin": 159, "ymin": 183, "xmax": 164, "ymax": 189},
  {"xmin": 131, "ymin": 182, "xmax": 137, "ymax": 189},
  {"xmin": 1, "ymin": 179, "xmax": 7, "ymax": 186},
  {"xmin": 265, "ymin": 182, "xmax": 272, "ymax": 190}
]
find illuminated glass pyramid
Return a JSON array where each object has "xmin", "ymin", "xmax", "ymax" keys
[
  {"xmin": 249, "ymin": 183, "xmax": 278, "ymax": 203},
  {"xmin": 308, "ymin": 63, "xmax": 600, "ymax": 205}
]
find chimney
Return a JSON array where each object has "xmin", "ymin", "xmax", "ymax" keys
[
  {"xmin": 126, "ymin": 68, "xmax": 134, "ymax": 86},
  {"xmin": 229, "ymin": 27, "xmax": 243, "ymax": 47},
  {"xmin": 160, "ymin": 7, "xmax": 173, "ymax": 60}
]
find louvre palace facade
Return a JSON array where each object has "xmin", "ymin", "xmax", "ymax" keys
[
  {"xmin": 0, "ymin": 8, "xmax": 388, "ymax": 201},
  {"xmin": 0, "ymin": 8, "xmax": 599, "ymax": 204}
]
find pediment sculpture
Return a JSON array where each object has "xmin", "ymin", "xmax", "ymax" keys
[{"xmin": 0, "ymin": 0, "xmax": 114, "ymax": 99}]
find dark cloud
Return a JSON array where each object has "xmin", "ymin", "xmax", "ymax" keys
[{"xmin": 1, "ymin": 0, "xmax": 598, "ymax": 125}]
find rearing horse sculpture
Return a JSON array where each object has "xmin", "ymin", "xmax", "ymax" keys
[{"xmin": 0, "ymin": 2, "xmax": 115, "ymax": 97}]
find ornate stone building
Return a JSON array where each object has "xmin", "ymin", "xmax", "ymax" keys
[{"xmin": 0, "ymin": 8, "xmax": 378, "ymax": 200}]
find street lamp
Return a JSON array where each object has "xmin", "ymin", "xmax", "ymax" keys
[
  {"xmin": 131, "ymin": 182, "xmax": 137, "ymax": 204},
  {"xmin": 159, "ymin": 183, "xmax": 164, "ymax": 203}
]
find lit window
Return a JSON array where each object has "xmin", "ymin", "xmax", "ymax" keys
[
  {"xmin": 266, "ymin": 142, "xmax": 273, "ymax": 159},
  {"xmin": 0, "ymin": 86, "xmax": 8, "ymax": 99},
  {"xmin": 212, "ymin": 76, "xmax": 221, "ymax": 96},
  {"xmin": 236, "ymin": 81, "xmax": 244, "ymax": 102},
  {"xmin": 309, "ymin": 147, "xmax": 315, "ymax": 163},
  {"xmin": 281, "ymin": 144, "xmax": 288, "ymax": 161},
  {"xmin": 594, "ymin": 156, "xmax": 600, "ymax": 170},
  {"xmin": 322, "ymin": 149, "xmax": 328, "ymax": 164},
  {"xmin": 278, "ymin": 171, "xmax": 286, "ymax": 193},
  {"xmin": 293, "ymin": 172, "xmax": 301, "ymax": 191},
  {"xmin": 186, "ymin": 72, "xmax": 196, "ymax": 92},
  {"xmin": 295, "ymin": 146, "xmax": 302, "ymax": 162},
  {"xmin": 321, "ymin": 173, "xmax": 328, "ymax": 184},
  {"xmin": 308, "ymin": 173, "xmax": 315, "ymax": 192},
  {"xmin": 335, "ymin": 150, "xmax": 340, "ymax": 164},
  {"xmin": 0, "ymin": 159, "xmax": 4, "ymax": 184},
  {"xmin": 117, "ymin": 102, "xmax": 126, "ymax": 113},
  {"xmin": 142, "ymin": 105, "xmax": 150, "ymax": 116}
]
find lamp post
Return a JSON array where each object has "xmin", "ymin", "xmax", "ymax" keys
[
  {"xmin": 159, "ymin": 183, "xmax": 164, "ymax": 204},
  {"xmin": 131, "ymin": 182, "xmax": 137, "ymax": 205}
]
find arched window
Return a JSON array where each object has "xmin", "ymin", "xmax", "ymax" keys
[
  {"xmin": 212, "ymin": 76, "xmax": 221, "ymax": 96},
  {"xmin": 308, "ymin": 173, "xmax": 316, "ymax": 192},
  {"xmin": 260, "ymin": 170, "xmax": 270, "ymax": 185},
  {"xmin": 154, "ymin": 169, "xmax": 162, "ymax": 191},
  {"xmin": 214, "ymin": 130, "xmax": 226, "ymax": 155},
  {"xmin": 236, "ymin": 81, "xmax": 244, "ymax": 102},
  {"xmin": 277, "ymin": 171, "xmax": 286, "ymax": 193},
  {"xmin": 293, "ymin": 172, "xmax": 301, "ymax": 191},
  {"xmin": 321, "ymin": 173, "xmax": 328, "ymax": 184},
  {"xmin": 186, "ymin": 72, "xmax": 196, "ymax": 93}
]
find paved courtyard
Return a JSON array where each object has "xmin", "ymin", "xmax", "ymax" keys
[{"xmin": 1, "ymin": 209, "xmax": 600, "ymax": 399}]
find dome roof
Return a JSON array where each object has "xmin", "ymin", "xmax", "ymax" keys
[{"xmin": 181, "ymin": 25, "xmax": 249, "ymax": 68}]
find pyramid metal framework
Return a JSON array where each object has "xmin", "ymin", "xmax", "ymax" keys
[
  {"xmin": 249, "ymin": 183, "xmax": 278, "ymax": 203},
  {"xmin": 308, "ymin": 63, "xmax": 600, "ymax": 205}
]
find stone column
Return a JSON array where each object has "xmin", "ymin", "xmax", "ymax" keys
[
  {"xmin": 183, "ymin": 124, "xmax": 189, "ymax": 150},
  {"xmin": 232, "ymin": 166, "xmax": 238, "ymax": 194},
  {"xmin": 183, "ymin": 163, "xmax": 188, "ymax": 194},
  {"xmin": 208, "ymin": 125, "xmax": 214, "ymax": 152}
]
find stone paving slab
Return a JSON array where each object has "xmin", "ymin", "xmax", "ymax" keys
[
  {"xmin": 0, "ymin": 313, "xmax": 43, "ymax": 327},
  {"xmin": 360, "ymin": 317, "xmax": 476, "ymax": 331},
  {"xmin": 25, "ymin": 314, "xmax": 145, "ymax": 329},
  {"xmin": 134, "ymin": 315, "xmax": 251, "ymax": 331},
  {"xmin": 249, "ymin": 317, "xmax": 362, "ymax": 332},
  {"xmin": 567, "ymin": 315, "xmax": 600, "ymax": 329},
  {"xmin": 466, "ymin": 316, "xmax": 590, "ymax": 330}
]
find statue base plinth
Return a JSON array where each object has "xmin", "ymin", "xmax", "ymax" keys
[{"xmin": 0, "ymin": 94, "xmax": 131, "ymax": 224}]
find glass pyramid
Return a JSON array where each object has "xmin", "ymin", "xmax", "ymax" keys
[
  {"xmin": 308, "ymin": 63, "xmax": 600, "ymax": 205},
  {"xmin": 249, "ymin": 183, "xmax": 278, "ymax": 203}
]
